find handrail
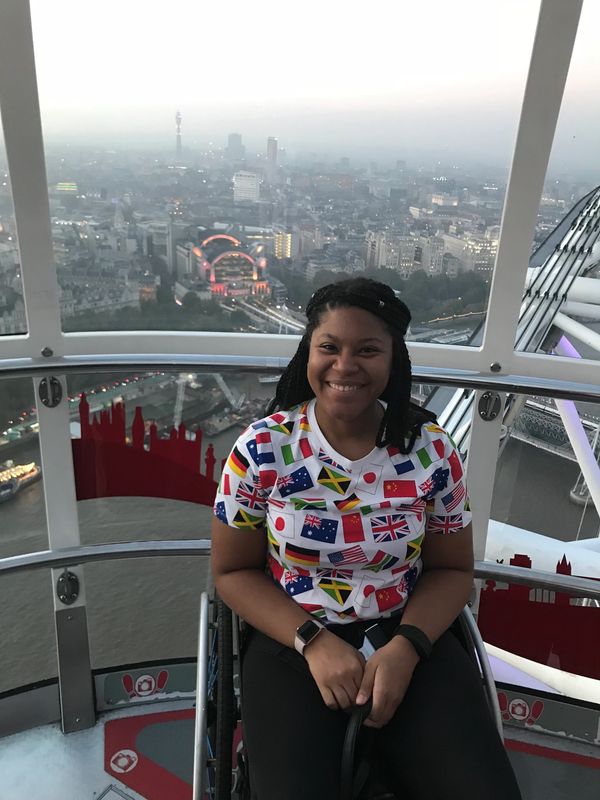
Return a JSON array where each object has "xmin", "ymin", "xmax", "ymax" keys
[
  {"xmin": 0, "ymin": 354, "xmax": 600, "ymax": 403},
  {"xmin": 0, "ymin": 539, "xmax": 211, "ymax": 575},
  {"xmin": 0, "ymin": 542, "xmax": 598, "ymax": 599}
]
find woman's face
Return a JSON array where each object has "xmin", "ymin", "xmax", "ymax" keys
[{"xmin": 307, "ymin": 305, "xmax": 393, "ymax": 428}]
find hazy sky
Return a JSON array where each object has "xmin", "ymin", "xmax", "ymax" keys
[{"xmin": 9, "ymin": 1, "xmax": 600, "ymax": 171}]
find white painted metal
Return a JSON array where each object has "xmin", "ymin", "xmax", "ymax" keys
[
  {"xmin": 553, "ymin": 397, "xmax": 600, "ymax": 535},
  {"xmin": 0, "ymin": 0, "xmax": 63, "ymax": 354},
  {"xmin": 567, "ymin": 277, "xmax": 600, "ymax": 305},
  {"xmin": 553, "ymin": 336, "xmax": 600, "ymax": 531},
  {"xmin": 562, "ymin": 302, "xmax": 600, "ymax": 321},
  {"xmin": 465, "ymin": 392, "xmax": 506, "ymax": 561},
  {"xmin": 554, "ymin": 312, "xmax": 600, "ymax": 355},
  {"xmin": 480, "ymin": 0, "xmax": 583, "ymax": 369},
  {"xmin": 192, "ymin": 592, "xmax": 210, "ymax": 800}
]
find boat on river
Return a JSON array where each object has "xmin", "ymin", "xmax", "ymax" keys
[{"xmin": 0, "ymin": 461, "xmax": 42, "ymax": 504}]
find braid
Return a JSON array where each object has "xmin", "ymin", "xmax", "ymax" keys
[{"xmin": 266, "ymin": 277, "xmax": 436, "ymax": 451}]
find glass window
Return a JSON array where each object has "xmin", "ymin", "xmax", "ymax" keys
[
  {"xmin": 67, "ymin": 368, "xmax": 265, "ymax": 667},
  {"xmin": 0, "ymin": 119, "xmax": 27, "ymax": 335},
  {"xmin": 518, "ymin": 1, "xmax": 600, "ymax": 361},
  {"xmin": 29, "ymin": 0, "xmax": 539, "ymax": 340},
  {"xmin": 486, "ymin": 390, "xmax": 600, "ymax": 696},
  {"xmin": 0, "ymin": 376, "xmax": 53, "ymax": 692}
]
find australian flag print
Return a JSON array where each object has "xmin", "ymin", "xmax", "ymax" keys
[
  {"xmin": 277, "ymin": 466, "xmax": 314, "ymax": 497},
  {"xmin": 419, "ymin": 466, "xmax": 450, "ymax": 499},
  {"xmin": 215, "ymin": 500, "xmax": 228, "ymax": 524},
  {"xmin": 284, "ymin": 571, "xmax": 313, "ymax": 596},
  {"xmin": 301, "ymin": 514, "xmax": 338, "ymax": 544}
]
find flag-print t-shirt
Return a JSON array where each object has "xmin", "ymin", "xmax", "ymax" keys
[{"xmin": 213, "ymin": 399, "xmax": 472, "ymax": 624}]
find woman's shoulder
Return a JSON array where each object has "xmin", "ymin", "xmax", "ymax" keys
[{"xmin": 236, "ymin": 402, "xmax": 309, "ymax": 443}]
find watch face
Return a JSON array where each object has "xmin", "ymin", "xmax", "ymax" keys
[{"xmin": 298, "ymin": 620, "xmax": 320, "ymax": 643}]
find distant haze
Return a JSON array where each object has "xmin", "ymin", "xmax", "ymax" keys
[{"xmin": 3, "ymin": 1, "xmax": 598, "ymax": 173}]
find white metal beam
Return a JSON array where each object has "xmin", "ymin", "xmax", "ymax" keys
[
  {"xmin": 0, "ymin": 0, "xmax": 63, "ymax": 355},
  {"xmin": 561, "ymin": 301, "xmax": 600, "ymax": 321},
  {"xmin": 567, "ymin": 277, "xmax": 600, "ymax": 304},
  {"xmin": 480, "ymin": 0, "xmax": 583, "ymax": 370},
  {"xmin": 554, "ymin": 311, "xmax": 600, "ymax": 355}
]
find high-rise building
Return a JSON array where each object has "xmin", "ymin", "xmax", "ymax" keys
[
  {"xmin": 225, "ymin": 133, "xmax": 245, "ymax": 162},
  {"xmin": 266, "ymin": 136, "xmax": 278, "ymax": 182},
  {"xmin": 175, "ymin": 111, "xmax": 182, "ymax": 157},
  {"xmin": 233, "ymin": 171, "xmax": 260, "ymax": 202}
]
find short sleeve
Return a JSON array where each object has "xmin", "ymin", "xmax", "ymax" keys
[
  {"xmin": 213, "ymin": 429, "xmax": 268, "ymax": 531},
  {"xmin": 425, "ymin": 430, "xmax": 472, "ymax": 535}
]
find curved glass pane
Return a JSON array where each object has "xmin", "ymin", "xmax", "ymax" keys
[
  {"xmin": 0, "ymin": 117, "xmax": 26, "ymax": 335},
  {"xmin": 66, "ymin": 368, "xmax": 266, "ymax": 668},
  {"xmin": 0, "ymin": 376, "xmax": 53, "ymax": 692},
  {"xmin": 487, "ymin": 390, "xmax": 600, "ymax": 699},
  {"xmin": 29, "ymin": 0, "xmax": 538, "ymax": 340}
]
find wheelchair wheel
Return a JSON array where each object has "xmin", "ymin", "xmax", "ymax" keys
[{"xmin": 207, "ymin": 594, "xmax": 236, "ymax": 799}]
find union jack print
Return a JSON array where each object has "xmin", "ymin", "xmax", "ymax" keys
[
  {"xmin": 427, "ymin": 514, "xmax": 464, "ymax": 534},
  {"xmin": 235, "ymin": 481, "xmax": 266, "ymax": 510},
  {"xmin": 370, "ymin": 514, "xmax": 410, "ymax": 542}
]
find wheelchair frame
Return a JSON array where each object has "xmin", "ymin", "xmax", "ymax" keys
[{"xmin": 192, "ymin": 593, "xmax": 503, "ymax": 800}]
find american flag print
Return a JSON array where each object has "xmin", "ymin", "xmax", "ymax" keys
[
  {"xmin": 441, "ymin": 481, "xmax": 466, "ymax": 512},
  {"xmin": 370, "ymin": 514, "xmax": 410, "ymax": 542},
  {"xmin": 328, "ymin": 545, "xmax": 367, "ymax": 566},
  {"xmin": 213, "ymin": 400, "xmax": 471, "ymax": 624}
]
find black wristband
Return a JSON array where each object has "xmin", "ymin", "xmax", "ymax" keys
[{"xmin": 392, "ymin": 624, "xmax": 432, "ymax": 661}]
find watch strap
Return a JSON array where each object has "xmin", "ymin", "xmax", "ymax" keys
[{"xmin": 393, "ymin": 623, "xmax": 432, "ymax": 661}]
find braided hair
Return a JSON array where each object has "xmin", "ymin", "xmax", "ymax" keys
[{"xmin": 266, "ymin": 277, "xmax": 436, "ymax": 454}]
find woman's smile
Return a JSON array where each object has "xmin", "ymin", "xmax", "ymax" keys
[{"xmin": 307, "ymin": 306, "xmax": 393, "ymax": 439}]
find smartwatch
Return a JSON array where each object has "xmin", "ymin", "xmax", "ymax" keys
[
  {"xmin": 294, "ymin": 619, "xmax": 325, "ymax": 655},
  {"xmin": 392, "ymin": 624, "xmax": 432, "ymax": 661}
]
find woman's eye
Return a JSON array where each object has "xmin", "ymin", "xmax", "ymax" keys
[{"xmin": 319, "ymin": 343, "xmax": 336, "ymax": 352}]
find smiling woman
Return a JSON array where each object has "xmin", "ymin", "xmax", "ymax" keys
[{"xmin": 210, "ymin": 278, "xmax": 522, "ymax": 799}]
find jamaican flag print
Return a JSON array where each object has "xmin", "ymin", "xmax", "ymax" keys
[
  {"xmin": 232, "ymin": 508, "xmax": 264, "ymax": 529},
  {"xmin": 317, "ymin": 466, "xmax": 351, "ymax": 494},
  {"xmin": 318, "ymin": 578, "xmax": 353, "ymax": 605}
]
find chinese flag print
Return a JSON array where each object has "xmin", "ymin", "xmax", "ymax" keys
[
  {"xmin": 374, "ymin": 583, "xmax": 404, "ymax": 613},
  {"xmin": 383, "ymin": 480, "xmax": 417, "ymax": 499},
  {"xmin": 341, "ymin": 512, "xmax": 365, "ymax": 543}
]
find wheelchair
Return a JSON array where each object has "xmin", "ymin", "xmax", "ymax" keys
[{"xmin": 193, "ymin": 592, "xmax": 503, "ymax": 800}]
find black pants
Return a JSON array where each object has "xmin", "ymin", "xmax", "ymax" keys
[{"xmin": 241, "ymin": 619, "xmax": 522, "ymax": 800}]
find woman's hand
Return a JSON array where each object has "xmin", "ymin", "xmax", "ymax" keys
[
  {"xmin": 355, "ymin": 635, "xmax": 420, "ymax": 728},
  {"xmin": 303, "ymin": 631, "xmax": 366, "ymax": 711}
]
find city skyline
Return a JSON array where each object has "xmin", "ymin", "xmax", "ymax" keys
[{"xmin": 14, "ymin": 0, "xmax": 599, "ymax": 173}]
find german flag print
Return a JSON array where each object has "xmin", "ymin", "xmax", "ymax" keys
[{"xmin": 227, "ymin": 446, "xmax": 249, "ymax": 478}]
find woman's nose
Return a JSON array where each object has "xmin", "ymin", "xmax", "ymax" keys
[{"xmin": 334, "ymin": 350, "xmax": 359, "ymax": 373}]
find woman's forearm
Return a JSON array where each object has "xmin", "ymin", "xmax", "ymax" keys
[
  {"xmin": 399, "ymin": 567, "xmax": 473, "ymax": 644},
  {"xmin": 215, "ymin": 568, "xmax": 313, "ymax": 648}
]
